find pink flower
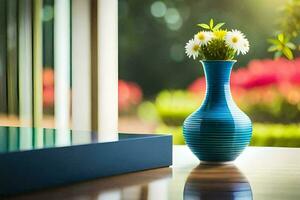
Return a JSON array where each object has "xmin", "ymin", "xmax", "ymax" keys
[{"xmin": 118, "ymin": 80, "xmax": 143, "ymax": 112}]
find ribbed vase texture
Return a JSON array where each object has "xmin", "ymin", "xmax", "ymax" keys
[{"xmin": 183, "ymin": 60, "xmax": 252, "ymax": 162}]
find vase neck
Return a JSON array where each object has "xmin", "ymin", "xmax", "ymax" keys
[
  {"xmin": 202, "ymin": 61, "xmax": 233, "ymax": 86},
  {"xmin": 201, "ymin": 61, "xmax": 235, "ymax": 105}
]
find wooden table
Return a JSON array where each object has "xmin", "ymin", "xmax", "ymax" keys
[{"xmin": 7, "ymin": 146, "xmax": 300, "ymax": 200}]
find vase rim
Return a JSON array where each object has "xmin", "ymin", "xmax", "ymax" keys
[{"xmin": 201, "ymin": 60, "xmax": 237, "ymax": 62}]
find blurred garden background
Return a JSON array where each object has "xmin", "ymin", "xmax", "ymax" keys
[
  {"xmin": 1, "ymin": 0, "xmax": 300, "ymax": 147},
  {"xmin": 118, "ymin": 0, "xmax": 300, "ymax": 147}
]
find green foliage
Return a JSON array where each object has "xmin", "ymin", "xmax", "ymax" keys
[
  {"xmin": 154, "ymin": 90, "xmax": 199, "ymax": 126},
  {"xmin": 280, "ymin": 0, "xmax": 300, "ymax": 38},
  {"xmin": 251, "ymin": 123, "xmax": 300, "ymax": 147},
  {"xmin": 137, "ymin": 101, "xmax": 159, "ymax": 123},
  {"xmin": 268, "ymin": 33, "xmax": 296, "ymax": 60},
  {"xmin": 240, "ymin": 97, "xmax": 300, "ymax": 124},
  {"xmin": 200, "ymin": 39, "xmax": 235, "ymax": 60},
  {"xmin": 156, "ymin": 125, "xmax": 185, "ymax": 145},
  {"xmin": 268, "ymin": 0, "xmax": 300, "ymax": 59},
  {"xmin": 197, "ymin": 18, "xmax": 225, "ymax": 31},
  {"xmin": 138, "ymin": 90, "xmax": 200, "ymax": 126}
]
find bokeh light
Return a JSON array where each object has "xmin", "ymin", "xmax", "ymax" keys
[
  {"xmin": 150, "ymin": 1, "xmax": 167, "ymax": 18},
  {"xmin": 164, "ymin": 8, "xmax": 182, "ymax": 30}
]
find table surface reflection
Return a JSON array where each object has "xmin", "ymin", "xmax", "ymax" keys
[{"xmin": 7, "ymin": 146, "xmax": 300, "ymax": 200}]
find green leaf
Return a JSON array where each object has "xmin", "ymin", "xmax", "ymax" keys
[
  {"xmin": 286, "ymin": 42, "xmax": 296, "ymax": 49},
  {"xmin": 213, "ymin": 23, "xmax": 225, "ymax": 30},
  {"xmin": 197, "ymin": 23, "xmax": 210, "ymax": 29},
  {"xmin": 268, "ymin": 45, "xmax": 278, "ymax": 52},
  {"xmin": 209, "ymin": 19, "xmax": 214, "ymax": 29},
  {"xmin": 268, "ymin": 39, "xmax": 281, "ymax": 45},
  {"xmin": 282, "ymin": 47, "xmax": 294, "ymax": 60},
  {"xmin": 277, "ymin": 33, "xmax": 284, "ymax": 43},
  {"xmin": 284, "ymin": 36, "xmax": 290, "ymax": 43}
]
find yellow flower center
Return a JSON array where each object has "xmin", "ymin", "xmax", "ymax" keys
[
  {"xmin": 193, "ymin": 44, "xmax": 199, "ymax": 51},
  {"xmin": 232, "ymin": 37, "xmax": 238, "ymax": 43},
  {"xmin": 213, "ymin": 30, "xmax": 226, "ymax": 39},
  {"xmin": 197, "ymin": 32, "xmax": 205, "ymax": 41}
]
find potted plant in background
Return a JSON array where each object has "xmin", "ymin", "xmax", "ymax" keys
[{"xmin": 183, "ymin": 19, "xmax": 252, "ymax": 164}]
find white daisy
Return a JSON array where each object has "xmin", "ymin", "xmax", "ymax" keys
[
  {"xmin": 240, "ymin": 38, "xmax": 250, "ymax": 55},
  {"xmin": 225, "ymin": 29, "xmax": 249, "ymax": 55},
  {"xmin": 185, "ymin": 39, "xmax": 200, "ymax": 60},
  {"xmin": 194, "ymin": 31, "xmax": 213, "ymax": 46}
]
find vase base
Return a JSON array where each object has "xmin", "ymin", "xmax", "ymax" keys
[{"xmin": 200, "ymin": 160, "xmax": 234, "ymax": 165}]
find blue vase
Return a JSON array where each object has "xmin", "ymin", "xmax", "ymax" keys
[{"xmin": 183, "ymin": 60, "xmax": 252, "ymax": 164}]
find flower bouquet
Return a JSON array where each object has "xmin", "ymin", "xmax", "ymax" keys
[{"xmin": 185, "ymin": 19, "xmax": 249, "ymax": 60}]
